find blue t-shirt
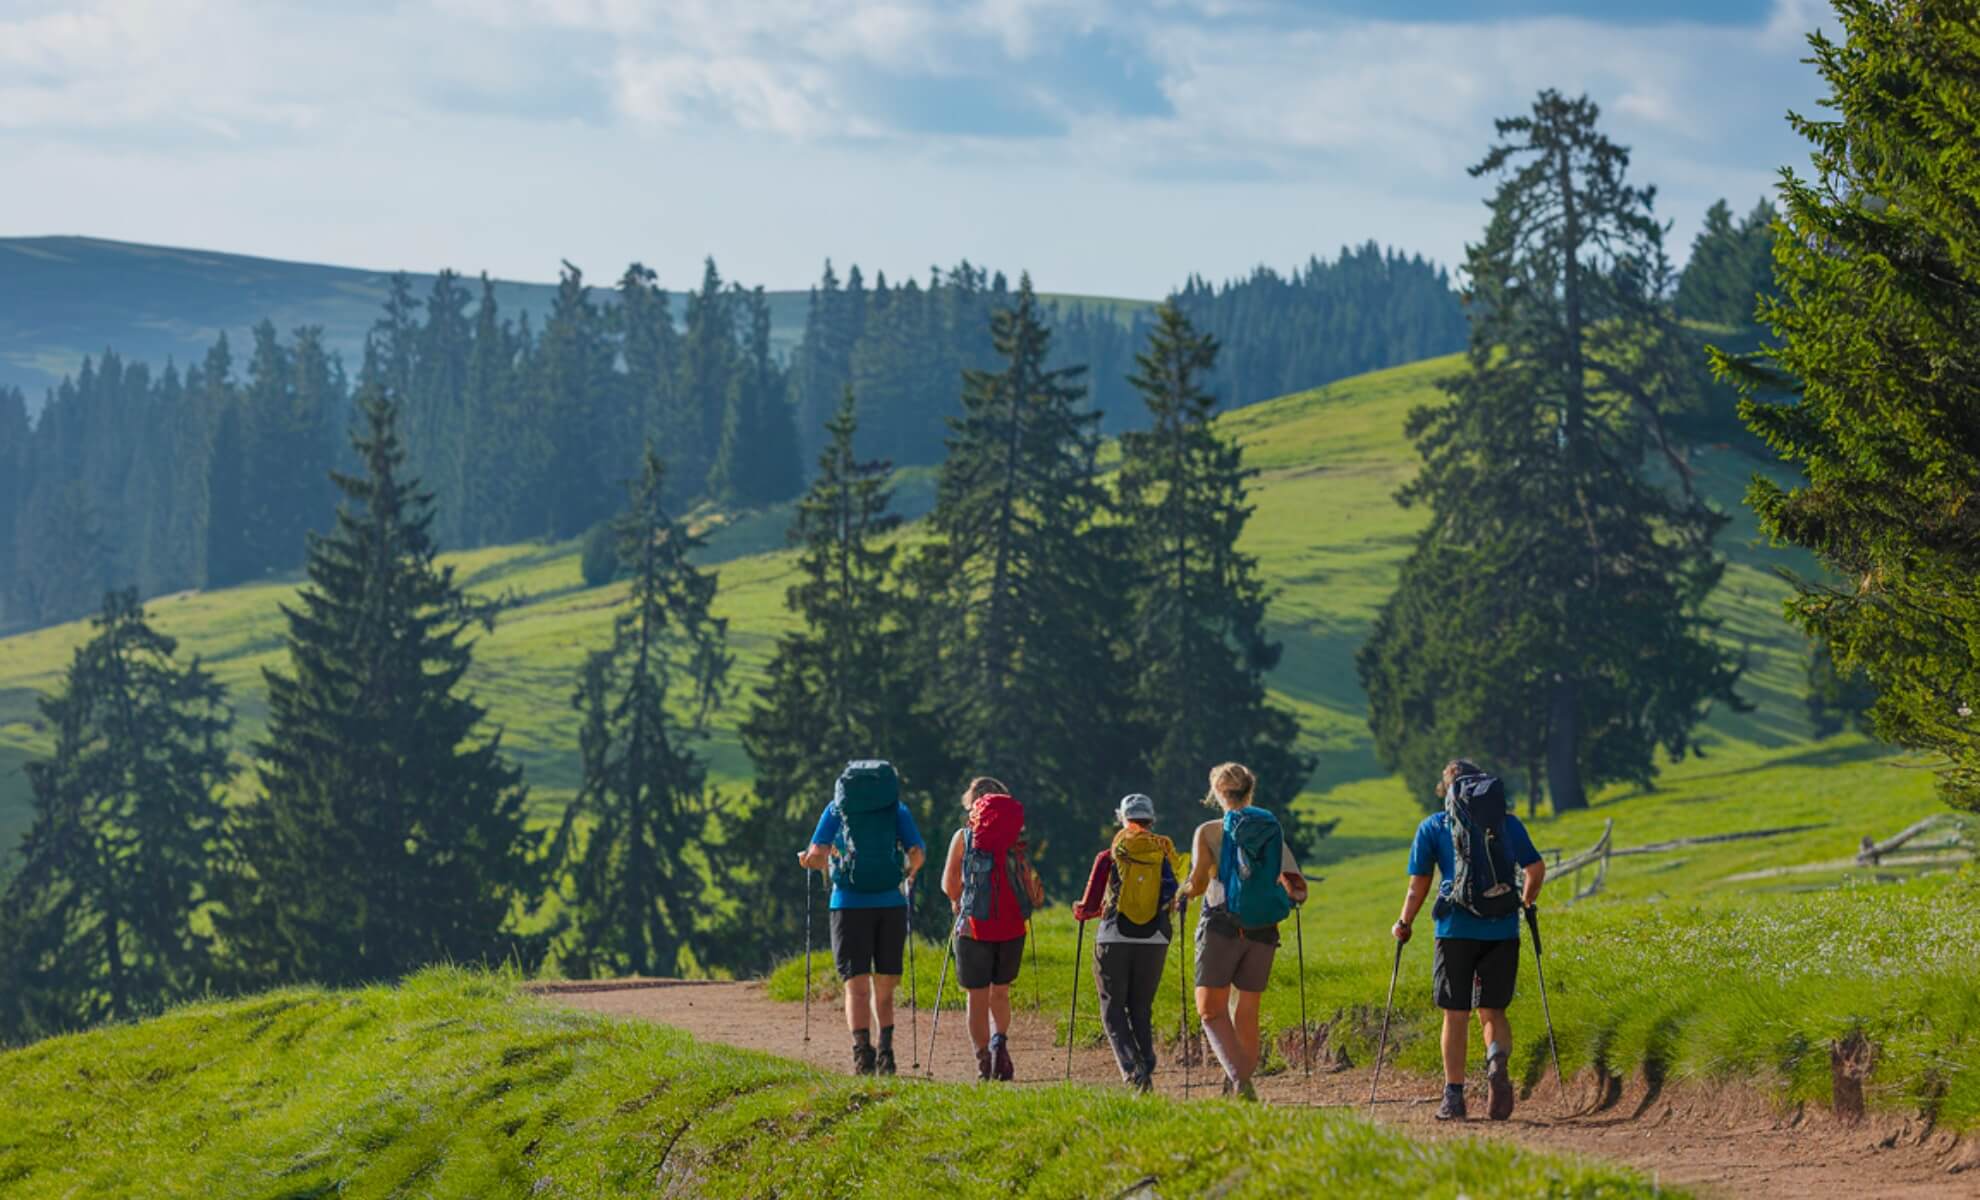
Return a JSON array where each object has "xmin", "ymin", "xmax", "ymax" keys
[
  {"xmin": 811, "ymin": 801, "xmax": 925, "ymax": 910},
  {"xmin": 1408, "ymin": 812, "xmax": 1542, "ymax": 941}
]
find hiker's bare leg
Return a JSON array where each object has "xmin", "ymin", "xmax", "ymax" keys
[
  {"xmin": 872, "ymin": 975, "xmax": 898, "ymax": 1029},
  {"xmin": 844, "ymin": 974, "xmax": 873, "ymax": 1033},
  {"xmin": 1196, "ymin": 985, "xmax": 1245, "ymax": 1083},
  {"xmin": 1232, "ymin": 989, "xmax": 1264, "ymax": 1078},
  {"xmin": 1476, "ymin": 1007, "xmax": 1510, "ymax": 1059},
  {"xmin": 966, "ymin": 987, "xmax": 991, "ymax": 1049},
  {"xmin": 988, "ymin": 983, "xmax": 1012, "ymax": 1036},
  {"xmin": 1440, "ymin": 1008, "xmax": 1470, "ymax": 1084}
]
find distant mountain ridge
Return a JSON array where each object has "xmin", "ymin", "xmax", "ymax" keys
[
  {"xmin": 0, "ymin": 237, "xmax": 805, "ymax": 407},
  {"xmin": 0, "ymin": 236, "xmax": 1149, "ymax": 408}
]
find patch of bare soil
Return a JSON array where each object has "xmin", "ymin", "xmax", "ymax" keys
[{"xmin": 529, "ymin": 980, "xmax": 1975, "ymax": 1199}]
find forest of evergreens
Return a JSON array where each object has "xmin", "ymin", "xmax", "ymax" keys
[{"xmin": 0, "ymin": 245, "xmax": 1466, "ymax": 634}]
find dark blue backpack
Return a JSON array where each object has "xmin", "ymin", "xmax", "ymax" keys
[
  {"xmin": 1218, "ymin": 807, "xmax": 1293, "ymax": 929},
  {"xmin": 830, "ymin": 761, "xmax": 905, "ymax": 895},
  {"xmin": 1444, "ymin": 773, "xmax": 1523, "ymax": 919}
]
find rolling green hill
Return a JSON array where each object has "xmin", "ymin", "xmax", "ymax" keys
[
  {"xmin": 0, "ymin": 969, "xmax": 1663, "ymax": 1198},
  {"xmin": 0, "ymin": 236, "xmax": 1146, "ymax": 405},
  {"xmin": 0, "ymin": 352, "xmax": 1840, "ymax": 852}
]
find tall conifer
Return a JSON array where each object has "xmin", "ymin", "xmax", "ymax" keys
[{"xmin": 222, "ymin": 387, "xmax": 537, "ymax": 984}]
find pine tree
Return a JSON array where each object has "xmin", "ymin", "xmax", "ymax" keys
[
  {"xmin": 912, "ymin": 276, "xmax": 1126, "ymax": 886},
  {"xmin": 557, "ymin": 449, "xmax": 732, "ymax": 978},
  {"xmin": 0, "ymin": 387, "xmax": 29, "ymax": 630},
  {"xmin": 1677, "ymin": 199, "xmax": 1779, "ymax": 328},
  {"xmin": 414, "ymin": 271, "xmax": 474, "ymax": 547},
  {"xmin": 616, "ymin": 263, "xmax": 680, "ymax": 463},
  {"xmin": 1360, "ymin": 91, "xmax": 1743, "ymax": 812},
  {"xmin": 735, "ymin": 391, "xmax": 949, "ymax": 963},
  {"xmin": 535, "ymin": 262, "xmax": 616, "ymax": 539},
  {"xmin": 221, "ymin": 386, "xmax": 538, "ymax": 985},
  {"xmin": 1725, "ymin": 1, "xmax": 1980, "ymax": 808},
  {"xmin": 1115, "ymin": 303, "xmax": 1314, "ymax": 824},
  {"xmin": 676, "ymin": 259, "xmax": 735, "ymax": 504},
  {"xmin": 0, "ymin": 591, "xmax": 232, "ymax": 1040}
]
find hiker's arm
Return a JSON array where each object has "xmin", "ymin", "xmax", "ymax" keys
[
  {"xmin": 904, "ymin": 846, "xmax": 927, "ymax": 878},
  {"xmin": 1281, "ymin": 871, "xmax": 1309, "ymax": 905},
  {"xmin": 941, "ymin": 831, "xmax": 965, "ymax": 909},
  {"xmin": 1394, "ymin": 875, "xmax": 1432, "ymax": 942},
  {"xmin": 797, "ymin": 843, "xmax": 832, "ymax": 871},
  {"xmin": 1070, "ymin": 852, "xmax": 1109, "ymax": 922},
  {"xmin": 1180, "ymin": 825, "xmax": 1214, "ymax": 899},
  {"xmin": 1520, "ymin": 858, "xmax": 1546, "ymax": 908}
]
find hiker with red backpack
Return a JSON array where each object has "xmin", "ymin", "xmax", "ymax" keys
[
  {"xmin": 1179, "ymin": 762, "xmax": 1308, "ymax": 1101},
  {"xmin": 939, "ymin": 776, "xmax": 1045, "ymax": 1081},
  {"xmin": 1392, "ymin": 758, "xmax": 1547, "ymax": 1121},
  {"xmin": 796, "ymin": 760, "xmax": 927, "ymax": 1077},
  {"xmin": 1070, "ymin": 793, "xmax": 1185, "ymax": 1092}
]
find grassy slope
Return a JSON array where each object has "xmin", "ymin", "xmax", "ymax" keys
[
  {"xmin": 0, "ymin": 969, "xmax": 1663, "ymax": 1199},
  {"xmin": 2, "ymin": 354, "xmax": 1971, "ymax": 1125}
]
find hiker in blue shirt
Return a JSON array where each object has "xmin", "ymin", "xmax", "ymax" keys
[
  {"xmin": 1393, "ymin": 758, "xmax": 1547, "ymax": 1122},
  {"xmin": 797, "ymin": 761, "xmax": 926, "ymax": 1077}
]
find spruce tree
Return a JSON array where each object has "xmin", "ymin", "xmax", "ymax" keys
[
  {"xmin": 222, "ymin": 386, "xmax": 537, "ymax": 985},
  {"xmin": 736, "ymin": 391, "xmax": 950, "ymax": 962},
  {"xmin": 535, "ymin": 263, "xmax": 616, "ymax": 539},
  {"xmin": 676, "ymin": 259, "xmax": 735, "ymax": 503},
  {"xmin": 1116, "ymin": 303, "xmax": 1314, "ymax": 823},
  {"xmin": 1359, "ymin": 91, "xmax": 1743, "ymax": 812},
  {"xmin": 558, "ymin": 449, "xmax": 733, "ymax": 977},
  {"xmin": 912, "ymin": 276, "xmax": 1127, "ymax": 885},
  {"xmin": 0, "ymin": 590, "xmax": 232, "ymax": 1040},
  {"xmin": 1726, "ymin": 1, "xmax": 1980, "ymax": 808}
]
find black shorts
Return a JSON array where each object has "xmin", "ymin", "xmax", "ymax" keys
[
  {"xmin": 1433, "ymin": 936, "xmax": 1519, "ymax": 1011},
  {"xmin": 956, "ymin": 934, "xmax": 1025, "ymax": 990},
  {"xmin": 831, "ymin": 907, "xmax": 907, "ymax": 980}
]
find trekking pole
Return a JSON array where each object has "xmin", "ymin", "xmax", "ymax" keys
[
  {"xmin": 1368, "ymin": 938, "xmax": 1404, "ymax": 1109},
  {"xmin": 1065, "ymin": 919, "xmax": 1087, "ymax": 1082},
  {"xmin": 1177, "ymin": 902, "xmax": 1192, "ymax": 1100},
  {"xmin": 907, "ymin": 875, "xmax": 920, "ymax": 1071},
  {"xmin": 1525, "ymin": 905, "xmax": 1568, "ymax": 1116},
  {"xmin": 803, "ymin": 866, "xmax": 814, "ymax": 1046},
  {"xmin": 1294, "ymin": 901, "xmax": 1311, "ymax": 1082},
  {"xmin": 1029, "ymin": 919, "xmax": 1041, "ymax": 1012},
  {"xmin": 926, "ymin": 913, "xmax": 960, "ymax": 1078}
]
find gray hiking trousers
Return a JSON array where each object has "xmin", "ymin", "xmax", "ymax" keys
[{"xmin": 1093, "ymin": 939, "xmax": 1168, "ymax": 1079}]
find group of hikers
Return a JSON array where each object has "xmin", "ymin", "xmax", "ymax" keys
[{"xmin": 797, "ymin": 755, "xmax": 1547, "ymax": 1121}]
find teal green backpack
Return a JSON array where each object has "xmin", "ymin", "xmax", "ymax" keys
[{"xmin": 831, "ymin": 761, "xmax": 905, "ymax": 895}]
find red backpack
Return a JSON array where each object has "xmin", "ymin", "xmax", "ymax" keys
[{"xmin": 961, "ymin": 794, "xmax": 1037, "ymax": 942}]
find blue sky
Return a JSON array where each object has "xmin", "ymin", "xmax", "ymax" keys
[{"xmin": 1, "ymin": 0, "xmax": 1834, "ymax": 298}]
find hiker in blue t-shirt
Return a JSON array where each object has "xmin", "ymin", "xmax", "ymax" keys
[
  {"xmin": 1393, "ymin": 758, "xmax": 1547, "ymax": 1122},
  {"xmin": 797, "ymin": 762, "xmax": 927, "ymax": 1077}
]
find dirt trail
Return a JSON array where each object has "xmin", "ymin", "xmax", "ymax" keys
[{"xmin": 532, "ymin": 980, "xmax": 1974, "ymax": 1199}]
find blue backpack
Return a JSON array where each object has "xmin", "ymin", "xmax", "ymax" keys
[
  {"xmin": 1444, "ymin": 773, "xmax": 1523, "ymax": 919},
  {"xmin": 1218, "ymin": 807, "xmax": 1293, "ymax": 929},
  {"xmin": 830, "ymin": 761, "xmax": 905, "ymax": 895}
]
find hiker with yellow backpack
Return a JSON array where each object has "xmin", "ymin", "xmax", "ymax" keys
[{"xmin": 1070, "ymin": 793, "xmax": 1186, "ymax": 1092}]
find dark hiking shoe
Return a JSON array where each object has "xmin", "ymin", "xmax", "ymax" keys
[
  {"xmin": 992, "ymin": 1035, "xmax": 1014, "ymax": 1082},
  {"xmin": 1486, "ymin": 1054, "xmax": 1514, "ymax": 1121},
  {"xmin": 975, "ymin": 1048, "xmax": 994, "ymax": 1081},
  {"xmin": 1435, "ymin": 1084, "xmax": 1468, "ymax": 1122},
  {"xmin": 1130, "ymin": 1070, "xmax": 1154, "ymax": 1094},
  {"xmin": 1234, "ymin": 1079, "xmax": 1259, "ymax": 1103},
  {"xmin": 875, "ymin": 1045, "xmax": 897, "ymax": 1076},
  {"xmin": 852, "ymin": 1042, "xmax": 877, "ymax": 1076}
]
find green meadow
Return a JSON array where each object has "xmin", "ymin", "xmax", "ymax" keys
[
  {"xmin": 2, "ymin": 351, "xmax": 1971, "ymax": 1129},
  {"xmin": 0, "ymin": 968, "xmax": 1665, "ymax": 1198}
]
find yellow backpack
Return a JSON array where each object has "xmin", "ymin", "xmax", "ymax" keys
[{"xmin": 1106, "ymin": 828, "xmax": 1172, "ymax": 926}]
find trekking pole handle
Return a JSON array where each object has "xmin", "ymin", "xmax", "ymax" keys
[{"xmin": 1523, "ymin": 904, "xmax": 1542, "ymax": 957}]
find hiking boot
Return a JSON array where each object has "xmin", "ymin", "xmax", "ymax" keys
[
  {"xmin": 852, "ymin": 1042, "xmax": 877, "ymax": 1076},
  {"xmin": 1129, "ymin": 1068, "xmax": 1154, "ymax": 1094},
  {"xmin": 1435, "ymin": 1084, "xmax": 1468, "ymax": 1122},
  {"xmin": 1486, "ymin": 1054, "xmax": 1514, "ymax": 1121},
  {"xmin": 875, "ymin": 1045, "xmax": 897, "ymax": 1076},
  {"xmin": 975, "ymin": 1048, "xmax": 995, "ymax": 1081},
  {"xmin": 991, "ymin": 1034, "xmax": 1014, "ymax": 1082},
  {"xmin": 1234, "ymin": 1079, "xmax": 1258, "ymax": 1103}
]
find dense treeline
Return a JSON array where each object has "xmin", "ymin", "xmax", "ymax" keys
[
  {"xmin": 0, "ymin": 293, "xmax": 1311, "ymax": 1030},
  {"xmin": 0, "ymin": 261, "xmax": 804, "ymax": 633},
  {"xmin": 2, "ymin": 245, "xmax": 1468, "ymax": 635}
]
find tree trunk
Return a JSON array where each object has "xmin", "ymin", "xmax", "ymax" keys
[{"xmin": 1547, "ymin": 678, "xmax": 1586, "ymax": 812}]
